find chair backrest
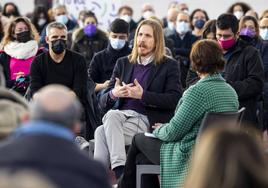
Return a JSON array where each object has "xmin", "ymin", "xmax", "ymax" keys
[{"xmin": 197, "ymin": 107, "xmax": 246, "ymax": 138}]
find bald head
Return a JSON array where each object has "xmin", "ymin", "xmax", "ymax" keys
[
  {"xmin": 167, "ymin": 8, "xmax": 179, "ymax": 22},
  {"xmin": 34, "ymin": 85, "xmax": 75, "ymax": 112},
  {"xmin": 141, "ymin": 3, "xmax": 154, "ymax": 13},
  {"xmin": 260, "ymin": 17, "xmax": 268, "ymax": 28},
  {"xmin": 30, "ymin": 85, "xmax": 81, "ymax": 128}
]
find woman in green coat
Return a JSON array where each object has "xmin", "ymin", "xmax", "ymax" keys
[{"xmin": 118, "ymin": 39, "xmax": 239, "ymax": 188}]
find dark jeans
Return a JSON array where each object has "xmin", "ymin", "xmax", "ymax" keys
[{"xmin": 118, "ymin": 133, "xmax": 162, "ymax": 188}]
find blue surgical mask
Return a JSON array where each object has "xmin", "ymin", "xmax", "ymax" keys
[
  {"xmin": 176, "ymin": 21, "xmax": 189, "ymax": 35},
  {"xmin": 167, "ymin": 21, "xmax": 175, "ymax": 31},
  {"xmin": 194, "ymin": 19, "xmax": 205, "ymax": 29},
  {"xmin": 110, "ymin": 38, "xmax": 126, "ymax": 50},
  {"xmin": 260, "ymin": 28, "xmax": 268, "ymax": 40},
  {"xmin": 55, "ymin": 15, "xmax": 68, "ymax": 25}
]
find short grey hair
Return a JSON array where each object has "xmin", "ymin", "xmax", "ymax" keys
[
  {"xmin": 46, "ymin": 22, "xmax": 67, "ymax": 36},
  {"xmin": 30, "ymin": 96, "xmax": 82, "ymax": 128},
  {"xmin": 52, "ymin": 4, "xmax": 67, "ymax": 11}
]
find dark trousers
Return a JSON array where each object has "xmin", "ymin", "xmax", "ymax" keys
[{"xmin": 118, "ymin": 133, "xmax": 162, "ymax": 188}]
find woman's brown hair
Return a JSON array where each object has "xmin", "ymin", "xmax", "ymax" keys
[
  {"xmin": 190, "ymin": 39, "xmax": 225, "ymax": 74},
  {"xmin": 239, "ymin": 15, "xmax": 260, "ymax": 37},
  {"xmin": 1, "ymin": 17, "xmax": 39, "ymax": 48}
]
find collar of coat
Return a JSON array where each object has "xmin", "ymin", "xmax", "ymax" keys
[{"xmin": 198, "ymin": 73, "xmax": 225, "ymax": 84}]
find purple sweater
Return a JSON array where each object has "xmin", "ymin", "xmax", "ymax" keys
[{"xmin": 120, "ymin": 63, "xmax": 153, "ymax": 114}]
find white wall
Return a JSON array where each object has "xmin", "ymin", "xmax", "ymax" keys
[
  {"xmin": 125, "ymin": 0, "xmax": 268, "ymax": 21},
  {"xmin": 1, "ymin": 0, "xmax": 267, "ymax": 21}
]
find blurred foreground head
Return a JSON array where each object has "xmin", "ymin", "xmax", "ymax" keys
[
  {"xmin": 184, "ymin": 126, "xmax": 268, "ymax": 188},
  {"xmin": 30, "ymin": 85, "xmax": 82, "ymax": 131}
]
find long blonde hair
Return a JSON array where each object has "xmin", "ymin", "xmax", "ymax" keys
[
  {"xmin": 1, "ymin": 17, "xmax": 39, "ymax": 48},
  {"xmin": 128, "ymin": 19, "xmax": 166, "ymax": 64},
  {"xmin": 184, "ymin": 126, "xmax": 268, "ymax": 188}
]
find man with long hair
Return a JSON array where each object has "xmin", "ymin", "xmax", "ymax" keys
[{"xmin": 94, "ymin": 19, "xmax": 182, "ymax": 180}]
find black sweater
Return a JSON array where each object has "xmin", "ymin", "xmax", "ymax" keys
[
  {"xmin": 30, "ymin": 50, "xmax": 87, "ymax": 104},
  {"xmin": 88, "ymin": 43, "xmax": 131, "ymax": 83}
]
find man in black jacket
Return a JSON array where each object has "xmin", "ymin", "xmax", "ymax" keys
[
  {"xmin": 0, "ymin": 85, "xmax": 111, "ymax": 188},
  {"xmin": 89, "ymin": 18, "xmax": 132, "ymax": 95},
  {"xmin": 168, "ymin": 11, "xmax": 199, "ymax": 88},
  {"xmin": 187, "ymin": 13, "xmax": 264, "ymax": 128},
  {"xmin": 94, "ymin": 19, "xmax": 182, "ymax": 179}
]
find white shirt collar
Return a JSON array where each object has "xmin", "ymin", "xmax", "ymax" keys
[{"xmin": 137, "ymin": 54, "xmax": 155, "ymax": 66}]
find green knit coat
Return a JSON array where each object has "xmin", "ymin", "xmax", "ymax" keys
[{"xmin": 153, "ymin": 74, "xmax": 239, "ymax": 188}]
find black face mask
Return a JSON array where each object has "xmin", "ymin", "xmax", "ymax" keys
[
  {"xmin": 16, "ymin": 31, "xmax": 31, "ymax": 43},
  {"xmin": 5, "ymin": 11, "xmax": 15, "ymax": 18},
  {"xmin": 51, "ymin": 39, "xmax": 67, "ymax": 54}
]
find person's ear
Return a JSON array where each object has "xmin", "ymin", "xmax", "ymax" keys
[
  {"xmin": 21, "ymin": 112, "xmax": 30, "ymax": 123},
  {"xmin": 45, "ymin": 36, "xmax": 49, "ymax": 44},
  {"xmin": 72, "ymin": 121, "xmax": 81, "ymax": 136}
]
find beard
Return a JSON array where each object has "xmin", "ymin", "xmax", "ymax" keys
[{"xmin": 137, "ymin": 42, "xmax": 153, "ymax": 57}]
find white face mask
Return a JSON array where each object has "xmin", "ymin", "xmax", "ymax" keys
[
  {"xmin": 167, "ymin": 21, "xmax": 175, "ymax": 31},
  {"xmin": 38, "ymin": 18, "xmax": 46, "ymax": 26},
  {"xmin": 55, "ymin": 15, "xmax": 68, "ymax": 25},
  {"xmin": 120, "ymin": 15, "xmax": 131, "ymax": 23},
  {"xmin": 260, "ymin": 28, "xmax": 268, "ymax": 40},
  {"xmin": 110, "ymin": 38, "xmax": 126, "ymax": 50},
  {"xmin": 234, "ymin": 11, "xmax": 244, "ymax": 20},
  {"xmin": 143, "ymin": 11, "xmax": 154, "ymax": 19},
  {"xmin": 176, "ymin": 21, "xmax": 189, "ymax": 35}
]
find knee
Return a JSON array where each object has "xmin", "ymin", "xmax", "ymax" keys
[
  {"xmin": 94, "ymin": 125, "xmax": 104, "ymax": 139},
  {"xmin": 104, "ymin": 110, "xmax": 121, "ymax": 120},
  {"xmin": 132, "ymin": 133, "xmax": 144, "ymax": 147}
]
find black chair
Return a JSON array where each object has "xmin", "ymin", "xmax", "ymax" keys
[{"xmin": 197, "ymin": 107, "xmax": 246, "ymax": 139}]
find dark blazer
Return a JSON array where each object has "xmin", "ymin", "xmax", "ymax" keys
[
  {"xmin": 99, "ymin": 56, "xmax": 182, "ymax": 130},
  {"xmin": 0, "ymin": 135, "xmax": 111, "ymax": 188}
]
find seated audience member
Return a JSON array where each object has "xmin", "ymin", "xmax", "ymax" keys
[
  {"xmin": 0, "ymin": 16, "xmax": 4, "ymax": 42},
  {"xmin": 31, "ymin": 5, "xmax": 50, "ymax": 34},
  {"xmin": 227, "ymin": 2, "xmax": 251, "ymax": 20},
  {"xmin": 40, "ymin": 4, "xmax": 77, "ymax": 48},
  {"xmin": 201, "ymin": 19, "xmax": 217, "ymax": 40},
  {"xmin": 238, "ymin": 16, "xmax": 263, "ymax": 48},
  {"xmin": 0, "ymin": 85, "xmax": 111, "ymax": 188},
  {"xmin": 184, "ymin": 127, "xmax": 268, "ymax": 188},
  {"xmin": 118, "ymin": 5, "xmax": 137, "ymax": 35},
  {"xmin": 94, "ymin": 19, "xmax": 182, "ymax": 179},
  {"xmin": 0, "ymin": 88, "xmax": 28, "ymax": 140},
  {"xmin": 245, "ymin": 10, "xmax": 259, "ymax": 19},
  {"xmin": 137, "ymin": 3, "xmax": 155, "ymax": 24},
  {"xmin": 71, "ymin": 11, "xmax": 108, "ymax": 66},
  {"xmin": 2, "ymin": 2, "xmax": 20, "ymax": 20},
  {"xmin": 118, "ymin": 39, "xmax": 239, "ymax": 188},
  {"xmin": 164, "ymin": 8, "xmax": 179, "ymax": 37},
  {"xmin": 30, "ymin": 22, "xmax": 95, "ymax": 138},
  {"xmin": 187, "ymin": 14, "xmax": 264, "ymax": 127},
  {"xmin": 89, "ymin": 18, "xmax": 131, "ymax": 95},
  {"xmin": 260, "ymin": 9, "xmax": 268, "ymax": 20},
  {"xmin": 186, "ymin": 19, "xmax": 217, "ymax": 87},
  {"xmin": 168, "ymin": 11, "xmax": 199, "ymax": 88},
  {"xmin": 30, "ymin": 22, "xmax": 87, "ymax": 108},
  {"xmin": 190, "ymin": 9, "xmax": 209, "ymax": 37},
  {"xmin": 0, "ymin": 17, "xmax": 44, "ymax": 95},
  {"xmin": 259, "ymin": 17, "xmax": 268, "ymax": 129}
]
